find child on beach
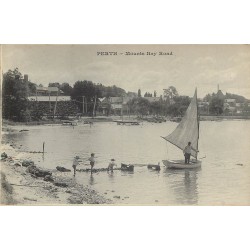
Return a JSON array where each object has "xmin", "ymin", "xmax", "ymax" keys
[
  {"xmin": 108, "ymin": 159, "xmax": 116, "ymax": 172},
  {"xmin": 72, "ymin": 156, "xmax": 80, "ymax": 176},
  {"xmin": 88, "ymin": 153, "xmax": 95, "ymax": 174}
]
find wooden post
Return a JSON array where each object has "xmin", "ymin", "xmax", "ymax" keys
[
  {"xmin": 53, "ymin": 89, "xmax": 59, "ymax": 119},
  {"xmin": 43, "ymin": 142, "xmax": 45, "ymax": 154},
  {"xmin": 93, "ymin": 96, "xmax": 97, "ymax": 117},
  {"xmin": 49, "ymin": 91, "xmax": 51, "ymax": 115},
  {"xmin": 82, "ymin": 96, "xmax": 85, "ymax": 115},
  {"xmin": 85, "ymin": 98, "xmax": 88, "ymax": 114},
  {"xmin": 121, "ymin": 96, "xmax": 124, "ymax": 121}
]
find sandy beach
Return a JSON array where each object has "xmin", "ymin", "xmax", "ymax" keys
[{"xmin": 1, "ymin": 134, "xmax": 113, "ymax": 205}]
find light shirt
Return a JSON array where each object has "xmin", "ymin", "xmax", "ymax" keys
[
  {"xmin": 89, "ymin": 156, "xmax": 95, "ymax": 163},
  {"xmin": 109, "ymin": 161, "xmax": 116, "ymax": 167},
  {"xmin": 73, "ymin": 158, "xmax": 79, "ymax": 166},
  {"xmin": 183, "ymin": 145, "xmax": 195, "ymax": 154}
]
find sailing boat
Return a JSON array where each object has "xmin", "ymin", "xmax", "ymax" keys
[{"xmin": 162, "ymin": 88, "xmax": 201, "ymax": 169}]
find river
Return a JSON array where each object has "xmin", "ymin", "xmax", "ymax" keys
[{"xmin": 3, "ymin": 120, "xmax": 250, "ymax": 205}]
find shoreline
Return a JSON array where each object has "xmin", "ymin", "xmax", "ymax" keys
[
  {"xmin": 0, "ymin": 143, "xmax": 113, "ymax": 205},
  {"xmin": 2, "ymin": 114, "xmax": 250, "ymax": 128}
]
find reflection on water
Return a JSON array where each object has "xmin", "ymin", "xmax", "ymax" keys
[
  {"xmin": 164, "ymin": 169, "xmax": 199, "ymax": 205},
  {"xmin": 89, "ymin": 175, "xmax": 95, "ymax": 185},
  {"xmin": 3, "ymin": 121, "xmax": 250, "ymax": 205}
]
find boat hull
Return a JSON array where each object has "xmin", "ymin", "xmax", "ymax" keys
[
  {"xmin": 121, "ymin": 163, "xmax": 134, "ymax": 171},
  {"xmin": 147, "ymin": 164, "xmax": 160, "ymax": 171},
  {"xmin": 162, "ymin": 159, "xmax": 201, "ymax": 169}
]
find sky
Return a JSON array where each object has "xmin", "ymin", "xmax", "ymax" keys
[{"xmin": 2, "ymin": 44, "xmax": 250, "ymax": 99}]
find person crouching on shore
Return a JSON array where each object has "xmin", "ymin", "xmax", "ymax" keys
[
  {"xmin": 88, "ymin": 153, "xmax": 95, "ymax": 174},
  {"xmin": 108, "ymin": 159, "xmax": 116, "ymax": 173},
  {"xmin": 72, "ymin": 156, "xmax": 80, "ymax": 176}
]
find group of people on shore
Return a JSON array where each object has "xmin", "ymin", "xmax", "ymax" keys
[{"xmin": 72, "ymin": 153, "xmax": 116, "ymax": 176}]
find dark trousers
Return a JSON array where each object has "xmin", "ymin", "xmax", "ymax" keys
[
  {"xmin": 185, "ymin": 153, "xmax": 191, "ymax": 164},
  {"xmin": 90, "ymin": 162, "xmax": 94, "ymax": 173}
]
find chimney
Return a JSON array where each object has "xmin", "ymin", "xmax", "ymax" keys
[{"xmin": 24, "ymin": 74, "xmax": 28, "ymax": 82}]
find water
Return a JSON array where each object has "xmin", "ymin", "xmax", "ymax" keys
[{"xmin": 4, "ymin": 120, "xmax": 250, "ymax": 205}]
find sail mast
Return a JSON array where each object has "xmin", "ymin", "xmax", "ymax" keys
[{"xmin": 195, "ymin": 88, "xmax": 199, "ymax": 159}]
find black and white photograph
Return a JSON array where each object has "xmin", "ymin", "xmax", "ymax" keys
[{"xmin": 1, "ymin": 44, "xmax": 250, "ymax": 206}]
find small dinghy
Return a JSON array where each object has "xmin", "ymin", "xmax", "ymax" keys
[
  {"xmin": 147, "ymin": 164, "xmax": 160, "ymax": 171},
  {"xmin": 121, "ymin": 163, "xmax": 134, "ymax": 171}
]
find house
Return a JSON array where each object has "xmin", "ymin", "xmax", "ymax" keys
[
  {"xmin": 28, "ymin": 96, "xmax": 71, "ymax": 102},
  {"xmin": 224, "ymin": 99, "xmax": 236, "ymax": 106},
  {"xmin": 27, "ymin": 95, "xmax": 78, "ymax": 117},
  {"xmin": 198, "ymin": 101, "xmax": 209, "ymax": 114},
  {"xmin": 35, "ymin": 86, "xmax": 61, "ymax": 96},
  {"xmin": 98, "ymin": 96, "xmax": 133, "ymax": 115}
]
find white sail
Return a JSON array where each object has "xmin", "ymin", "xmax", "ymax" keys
[{"xmin": 163, "ymin": 89, "xmax": 199, "ymax": 158}]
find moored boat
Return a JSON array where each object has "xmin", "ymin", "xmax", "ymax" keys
[
  {"xmin": 121, "ymin": 163, "xmax": 134, "ymax": 171},
  {"xmin": 147, "ymin": 164, "xmax": 161, "ymax": 170},
  {"xmin": 115, "ymin": 120, "xmax": 140, "ymax": 125},
  {"xmin": 62, "ymin": 121, "xmax": 77, "ymax": 126}
]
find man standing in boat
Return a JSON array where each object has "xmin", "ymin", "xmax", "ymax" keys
[{"xmin": 183, "ymin": 142, "xmax": 198, "ymax": 164}]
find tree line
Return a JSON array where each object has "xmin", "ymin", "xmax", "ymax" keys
[{"xmin": 2, "ymin": 68, "xmax": 249, "ymax": 121}]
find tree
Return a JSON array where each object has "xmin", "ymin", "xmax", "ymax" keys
[
  {"xmin": 149, "ymin": 101, "xmax": 161, "ymax": 115},
  {"xmin": 71, "ymin": 80, "xmax": 101, "ymax": 113},
  {"xmin": 164, "ymin": 86, "xmax": 178, "ymax": 99},
  {"xmin": 166, "ymin": 96, "xmax": 190, "ymax": 117},
  {"xmin": 60, "ymin": 82, "xmax": 73, "ymax": 95},
  {"xmin": 2, "ymin": 68, "xmax": 29, "ymax": 121},
  {"xmin": 138, "ymin": 89, "xmax": 141, "ymax": 97},
  {"xmin": 209, "ymin": 96, "xmax": 224, "ymax": 115},
  {"xmin": 128, "ymin": 97, "xmax": 150, "ymax": 116},
  {"xmin": 48, "ymin": 82, "xmax": 60, "ymax": 88},
  {"xmin": 203, "ymin": 93, "xmax": 212, "ymax": 102}
]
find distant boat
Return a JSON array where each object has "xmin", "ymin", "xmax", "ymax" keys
[
  {"xmin": 62, "ymin": 121, "xmax": 77, "ymax": 126},
  {"xmin": 162, "ymin": 89, "xmax": 201, "ymax": 169},
  {"xmin": 114, "ymin": 120, "xmax": 140, "ymax": 125}
]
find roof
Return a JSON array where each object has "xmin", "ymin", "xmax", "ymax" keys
[
  {"xmin": 28, "ymin": 96, "xmax": 71, "ymax": 102},
  {"xmin": 98, "ymin": 97, "xmax": 106, "ymax": 102},
  {"xmin": 225, "ymin": 98, "xmax": 236, "ymax": 101},
  {"xmin": 109, "ymin": 97, "xmax": 133, "ymax": 104},
  {"xmin": 36, "ymin": 86, "xmax": 59, "ymax": 92},
  {"xmin": 109, "ymin": 97, "xmax": 122, "ymax": 103}
]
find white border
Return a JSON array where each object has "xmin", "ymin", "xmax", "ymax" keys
[{"xmin": 1, "ymin": 1, "xmax": 249, "ymax": 250}]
